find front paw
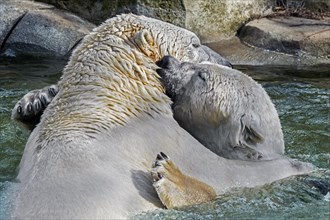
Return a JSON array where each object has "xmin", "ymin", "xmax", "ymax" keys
[
  {"xmin": 151, "ymin": 152, "xmax": 216, "ymax": 208},
  {"xmin": 12, "ymin": 85, "xmax": 58, "ymax": 122}
]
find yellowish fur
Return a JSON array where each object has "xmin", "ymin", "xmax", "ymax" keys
[
  {"xmin": 153, "ymin": 158, "xmax": 216, "ymax": 208},
  {"xmin": 39, "ymin": 15, "xmax": 174, "ymax": 141}
]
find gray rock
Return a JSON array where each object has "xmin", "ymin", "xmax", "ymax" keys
[
  {"xmin": 36, "ymin": 0, "xmax": 186, "ymax": 27},
  {"xmin": 206, "ymin": 36, "xmax": 330, "ymax": 66},
  {"xmin": 35, "ymin": 0, "xmax": 275, "ymax": 42},
  {"xmin": 0, "ymin": 3, "xmax": 25, "ymax": 48},
  {"xmin": 184, "ymin": 0, "xmax": 274, "ymax": 42},
  {"xmin": 34, "ymin": 0, "xmax": 330, "ymax": 43},
  {"xmin": 238, "ymin": 17, "xmax": 330, "ymax": 58},
  {"xmin": 0, "ymin": 0, "xmax": 95, "ymax": 58}
]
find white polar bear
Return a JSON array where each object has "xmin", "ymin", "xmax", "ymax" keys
[
  {"xmin": 156, "ymin": 56, "xmax": 285, "ymax": 161},
  {"xmin": 10, "ymin": 14, "xmax": 312, "ymax": 219}
]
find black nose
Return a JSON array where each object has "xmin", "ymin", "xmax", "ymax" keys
[{"xmin": 156, "ymin": 56, "xmax": 180, "ymax": 69}]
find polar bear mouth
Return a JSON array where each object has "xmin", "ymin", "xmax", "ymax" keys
[{"xmin": 155, "ymin": 56, "xmax": 182, "ymax": 101}]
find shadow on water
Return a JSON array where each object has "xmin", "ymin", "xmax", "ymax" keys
[{"xmin": 0, "ymin": 60, "xmax": 329, "ymax": 219}]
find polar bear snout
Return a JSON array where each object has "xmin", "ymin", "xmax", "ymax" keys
[
  {"xmin": 156, "ymin": 55, "xmax": 180, "ymax": 70},
  {"xmin": 156, "ymin": 56, "xmax": 193, "ymax": 99}
]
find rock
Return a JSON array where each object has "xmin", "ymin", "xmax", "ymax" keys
[
  {"xmin": 206, "ymin": 36, "xmax": 330, "ymax": 66},
  {"xmin": 183, "ymin": 0, "xmax": 273, "ymax": 42},
  {"xmin": 0, "ymin": 0, "xmax": 54, "ymax": 49},
  {"xmin": 304, "ymin": 0, "xmax": 330, "ymax": 13},
  {"xmin": 0, "ymin": 0, "xmax": 95, "ymax": 58},
  {"xmin": 238, "ymin": 17, "xmax": 330, "ymax": 58},
  {"xmin": 1, "ymin": 0, "xmax": 329, "ymax": 65},
  {"xmin": 0, "ymin": 4, "xmax": 26, "ymax": 48},
  {"xmin": 37, "ymin": 0, "xmax": 274, "ymax": 42},
  {"xmin": 36, "ymin": 0, "xmax": 186, "ymax": 27},
  {"xmin": 132, "ymin": 0, "xmax": 186, "ymax": 27},
  {"xmin": 34, "ymin": 0, "xmax": 330, "ymax": 44}
]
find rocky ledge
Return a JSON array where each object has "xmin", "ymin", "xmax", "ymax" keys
[{"xmin": 207, "ymin": 16, "xmax": 330, "ymax": 66}]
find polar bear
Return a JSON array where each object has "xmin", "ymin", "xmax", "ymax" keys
[
  {"xmin": 156, "ymin": 56, "xmax": 285, "ymax": 161},
  {"xmin": 12, "ymin": 15, "xmax": 231, "ymax": 128},
  {"xmin": 10, "ymin": 14, "xmax": 312, "ymax": 218}
]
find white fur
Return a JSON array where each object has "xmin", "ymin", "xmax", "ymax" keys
[
  {"xmin": 11, "ymin": 14, "xmax": 313, "ymax": 219},
  {"xmin": 162, "ymin": 61, "xmax": 286, "ymax": 160}
]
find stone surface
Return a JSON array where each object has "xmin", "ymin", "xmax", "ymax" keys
[
  {"xmin": 0, "ymin": 0, "xmax": 95, "ymax": 58},
  {"xmin": 134, "ymin": 0, "xmax": 185, "ymax": 27},
  {"xmin": 183, "ymin": 0, "xmax": 273, "ymax": 42},
  {"xmin": 206, "ymin": 36, "xmax": 330, "ymax": 66},
  {"xmin": 0, "ymin": 4, "xmax": 25, "ymax": 48},
  {"xmin": 0, "ymin": 0, "xmax": 55, "ymax": 48},
  {"xmin": 36, "ymin": 0, "xmax": 186, "ymax": 27},
  {"xmin": 238, "ymin": 17, "xmax": 330, "ymax": 58},
  {"xmin": 34, "ymin": 0, "xmax": 330, "ymax": 43},
  {"xmin": 0, "ymin": 0, "xmax": 329, "ymax": 65},
  {"xmin": 37, "ymin": 0, "xmax": 274, "ymax": 42},
  {"xmin": 303, "ymin": 0, "xmax": 330, "ymax": 13}
]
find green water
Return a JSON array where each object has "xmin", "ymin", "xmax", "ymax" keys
[{"xmin": 0, "ymin": 60, "xmax": 329, "ymax": 219}]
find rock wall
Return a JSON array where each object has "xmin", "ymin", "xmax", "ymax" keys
[
  {"xmin": 34, "ymin": 0, "xmax": 329, "ymax": 43},
  {"xmin": 36, "ymin": 0, "xmax": 186, "ymax": 27},
  {"xmin": 36, "ymin": 0, "xmax": 274, "ymax": 42}
]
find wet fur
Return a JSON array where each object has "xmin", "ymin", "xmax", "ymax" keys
[{"xmin": 11, "ymin": 14, "xmax": 313, "ymax": 219}]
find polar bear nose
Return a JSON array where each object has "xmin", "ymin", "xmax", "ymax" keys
[{"xmin": 156, "ymin": 56, "xmax": 180, "ymax": 69}]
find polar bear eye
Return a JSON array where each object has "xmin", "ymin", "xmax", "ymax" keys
[{"xmin": 198, "ymin": 72, "xmax": 206, "ymax": 82}]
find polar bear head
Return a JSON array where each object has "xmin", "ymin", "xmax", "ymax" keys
[
  {"xmin": 94, "ymin": 14, "xmax": 232, "ymax": 68},
  {"xmin": 52, "ymin": 14, "xmax": 233, "ymax": 137},
  {"xmin": 156, "ymin": 55, "xmax": 233, "ymax": 128}
]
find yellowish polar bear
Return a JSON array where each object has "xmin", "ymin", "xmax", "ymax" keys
[{"xmin": 11, "ymin": 14, "xmax": 313, "ymax": 219}]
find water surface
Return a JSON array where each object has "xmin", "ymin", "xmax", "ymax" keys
[{"xmin": 0, "ymin": 60, "xmax": 329, "ymax": 219}]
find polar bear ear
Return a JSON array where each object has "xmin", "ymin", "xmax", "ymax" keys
[{"xmin": 133, "ymin": 29, "xmax": 160, "ymax": 61}]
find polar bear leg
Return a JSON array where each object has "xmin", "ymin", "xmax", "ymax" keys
[
  {"xmin": 151, "ymin": 152, "xmax": 216, "ymax": 208},
  {"xmin": 12, "ymin": 84, "xmax": 58, "ymax": 130}
]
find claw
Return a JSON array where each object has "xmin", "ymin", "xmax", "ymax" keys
[
  {"xmin": 48, "ymin": 87, "xmax": 57, "ymax": 97},
  {"xmin": 17, "ymin": 105, "xmax": 22, "ymax": 114},
  {"xmin": 156, "ymin": 154, "xmax": 163, "ymax": 161},
  {"xmin": 155, "ymin": 161, "xmax": 161, "ymax": 167},
  {"xmin": 40, "ymin": 94, "xmax": 47, "ymax": 105},
  {"xmin": 160, "ymin": 152, "xmax": 168, "ymax": 160},
  {"xmin": 35, "ymin": 100, "xmax": 41, "ymax": 111},
  {"xmin": 27, "ymin": 103, "xmax": 33, "ymax": 113}
]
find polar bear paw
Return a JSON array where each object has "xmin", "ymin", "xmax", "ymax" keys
[
  {"xmin": 12, "ymin": 84, "xmax": 58, "ymax": 129},
  {"xmin": 151, "ymin": 152, "xmax": 216, "ymax": 208}
]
